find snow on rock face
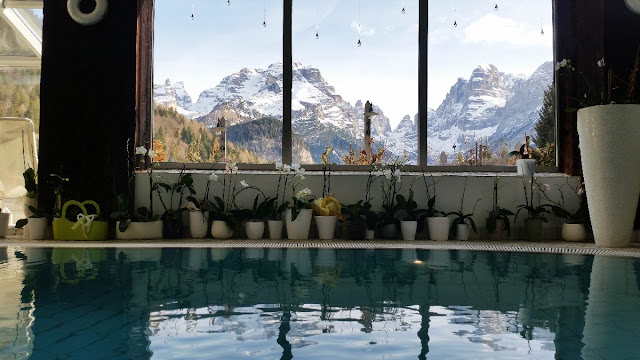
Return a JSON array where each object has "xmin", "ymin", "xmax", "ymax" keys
[{"xmin": 153, "ymin": 61, "xmax": 552, "ymax": 164}]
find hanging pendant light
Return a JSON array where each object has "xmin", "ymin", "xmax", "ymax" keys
[
  {"xmin": 494, "ymin": 3, "xmax": 498, "ymax": 10},
  {"xmin": 401, "ymin": 0, "xmax": 405, "ymax": 14},
  {"xmin": 263, "ymin": 0, "xmax": 267, "ymax": 27},
  {"xmin": 357, "ymin": 0, "xmax": 362, "ymax": 47},
  {"xmin": 191, "ymin": 2, "xmax": 194, "ymax": 20}
]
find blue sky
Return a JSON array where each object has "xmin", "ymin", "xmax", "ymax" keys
[{"xmin": 154, "ymin": 0, "xmax": 552, "ymax": 128}]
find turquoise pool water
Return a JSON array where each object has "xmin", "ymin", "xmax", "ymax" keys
[{"xmin": 0, "ymin": 247, "xmax": 638, "ymax": 359}]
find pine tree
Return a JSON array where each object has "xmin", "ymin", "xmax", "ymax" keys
[
  {"xmin": 155, "ymin": 126, "xmax": 166, "ymax": 142},
  {"xmin": 534, "ymin": 83, "xmax": 555, "ymax": 148}
]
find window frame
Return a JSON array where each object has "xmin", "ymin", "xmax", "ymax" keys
[{"xmin": 138, "ymin": 0, "xmax": 560, "ymax": 173}]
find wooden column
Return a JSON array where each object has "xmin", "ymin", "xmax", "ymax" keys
[{"xmin": 38, "ymin": 0, "xmax": 137, "ymax": 215}]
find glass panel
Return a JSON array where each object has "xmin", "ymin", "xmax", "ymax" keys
[
  {"xmin": 153, "ymin": 0, "xmax": 283, "ymax": 164},
  {"xmin": 427, "ymin": 0, "xmax": 554, "ymax": 166},
  {"xmin": 292, "ymin": 0, "xmax": 419, "ymax": 165},
  {"xmin": 0, "ymin": 9, "xmax": 42, "ymax": 58}
]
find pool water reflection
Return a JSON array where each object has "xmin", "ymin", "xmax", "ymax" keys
[{"xmin": 0, "ymin": 247, "xmax": 639, "ymax": 359}]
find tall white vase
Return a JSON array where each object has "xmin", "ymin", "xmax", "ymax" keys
[
  {"xmin": 189, "ymin": 211, "xmax": 209, "ymax": 239},
  {"xmin": 577, "ymin": 105, "xmax": 640, "ymax": 247},
  {"xmin": 285, "ymin": 209, "xmax": 313, "ymax": 240}
]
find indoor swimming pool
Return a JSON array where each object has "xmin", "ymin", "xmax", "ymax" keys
[{"xmin": 0, "ymin": 246, "xmax": 638, "ymax": 359}]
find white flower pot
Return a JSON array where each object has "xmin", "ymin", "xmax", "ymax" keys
[
  {"xmin": 211, "ymin": 220, "xmax": 233, "ymax": 239},
  {"xmin": 27, "ymin": 217, "xmax": 47, "ymax": 240},
  {"xmin": 427, "ymin": 217, "xmax": 450, "ymax": 241},
  {"xmin": 455, "ymin": 223, "xmax": 471, "ymax": 241},
  {"xmin": 116, "ymin": 220, "xmax": 163, "ymax": 240},
  {"xmin": 577, "ymin": 105, "xmax": 640, "ymax": 247},
  {"xmin": 400, "ymin": 220, "xmax": 418, "ymax": 240},
  {"xmin": 22, "ymin": 197, "xmax": 37, "ymax": 239},
  {"xmin": 268, "ymin": 220, "xmax": 284, "ymax": 240},
  {"xmin": 516, "ymin": 159, "xmax": 536, "ymax": 176},
  {"xmin": 562, "ymin": 223, "xmax": 588, "ymax": 242},
  {"xmin": 364, "ymin": 228, "xmax": 375, "ymax": 240},
  {"xmin": 314, "ymin": 215, "xmax": 337, "ymax": 240},
  {"xmin": 245, "ymin": 221, "xmax": 265, "ymax": 240},
  {"xmin": 0, "ymin": 213, "xmax": 10, "ymax": 238},
  {"xmin": 189, "ymin": 211, "xmax": 209, "ymax": 239},
  {"xmin": 285, "ymin": 208, "xmax": 313, "ymax": 240}
]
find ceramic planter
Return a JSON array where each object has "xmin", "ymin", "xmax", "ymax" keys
[
  {"xmin": 189, "ymin": 211, "xmax": 209, "ymax": 239},
  {"xmin": 516, "ymin": 159, "xmax": 536, "ymax": 176},
  {"xmin": 28, "ymin": 217, "xmax": 48, "ymax": 240},
  {"xmin": 427, "ymin": 217, "xmax": 450, "ymax": 241},
  {"xmin": 364, "ymin": 228, "xmax": 375, "ymax": 240},
  {"xmin": 487, "ymin": 218, "xmax": 507, "ymax": 241},
  {"xmin": 211, "ymin": 220, "xmax": 233, "ymax": 239},
  {"xmin": 525, "ymin": 218, "xmax": 544, "ymax": 242},
  {"xmin": 116, "ymin": 220, "xmax": 163, "ymax": 240},
  {"xmin": 163, "ymin": 218, "xmax": 182, "ymax": 239},
  {"xmin": 285, "ymin": 209, "xmax": 313, "ymax": 240},
  {"xmin": 577, "ymin": 104, "xmax": 640, "ymax": 247},
  {"xmin": 268, "ymin": 220, "xmax": 284, "ymax": 240},
  {"xmin": 380, "ymin": 223, "xmax": 397, "ymax": 239},
  {"xmin": 562, "ymin": 223, "xmax": 588, "ymax": 242},
  {"xmin": 245, "ymin": 221, "xmax": 265, "ymax": 240},
  {"xmin": 341, "ymin": 221, "xmax": 364, "ymax": 240},
  {"xmin": 400, "ymin": 220, "xmax": 418, "ymax": 240},
  {"xmin": 455, "ymin": 223, "xmax": 471, "ymax": 241},
  {"xmin": 315, "ymin": 215, "xmax": 337, "ymax": 240}
]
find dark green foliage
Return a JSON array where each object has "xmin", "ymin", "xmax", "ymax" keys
[{"xmin": 533, "ymin": 83, "xmax": 555, "ymax": 148}]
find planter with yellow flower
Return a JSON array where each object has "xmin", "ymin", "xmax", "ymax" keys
[{"xmin": 312, "ymin": 195, "xmax": 344, "ymax": 240}]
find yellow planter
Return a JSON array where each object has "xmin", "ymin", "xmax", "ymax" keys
[{"xmin": 52, "ymin": 200, "xmax": 108, "ymax": 240}]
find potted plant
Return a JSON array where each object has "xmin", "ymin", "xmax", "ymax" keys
[
  {"xmin": 269, "ymin": 161, "xmax": 304, "ymax": 239},
  {"xmin": 22, "ymin": 168, "xmax": 37, "ymax": 218},
  {"xmin": 285, "ymin": 187, "xmax": 314, "ymax": 240},
  {"xmin": 446, "ymin": 178, "xmax": 479, "ymax": 241},
  {"xmin": 0, "ymin": 207, "xmax": 11, "ymax": 238},
  {"xmin": 421, "ymin": 174, "xmax": 448, "ymax": 241},
  {"xmin": 235, "ymin": 184, "xmax": 276, "ymax": 240},
  {"xmin": 557, "ymin": 55, "xmax": 640, "ymax": 247},
  {"xmin": 311, "ymin": 195, "xmax": 343, "ymax": 240},
  {"xmin": 156, "ymin": 166, "xmax": 195, "ymax": 238},
  {"xmin": 506, "ymin": 135, "xmax": 536, "ymax": 176},
  {"xmin": 393, "ymin": 189, "xmax": 427, "ymax": 241},
  {"xmin": 311, "ymin": 152, "xmax": 344, "ymax": 240},
  {"xmin": 486, "ymin": 176, "xmax": 514, "ymax": 241},
  {"xmin": 515, "ymin": 176, "xmax": 551, "ymax": 242},
  {"xmin": 111, "ymin": 143, "xmax": 163, "ymax": 240},
  {"xmin": 341, "ymin": 200, "xmax": 377, "ymax": 240},
  {"xmin": 375, "ymin": 156, "xmax": 407, "ymax": 239},
  {"xmin": 15, "ymin": 206, "xmax": 51, "ymax": 240},
  {"xmin": 541, "ymin": 180, "xmax": 590, "ymax": 242},
  {"xmin": 185, "ymin": 172, "xmax": 219, "ymax": 239}
]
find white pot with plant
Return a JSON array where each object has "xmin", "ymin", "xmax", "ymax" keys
[
  {"xmin": 237, "ymin": 189, "xmax": 277, "ymax": 240},
  {"xmin": 486, "ymin": 176, "xmax": 514, "ymax": 241},
  {"xmin": 446, "ymin": 178, "xmax": 479, "ymax": 241},
  {"xmin": 376, "ymin": 156, "xmax": 408, "ymax": 240},
  {"xmin": 558, "ymin": 56, "xmax": 640, "ymax": 247},
  {"xmin": 506, "ymin": 135, "xmax": 536, "ymax": 176},
  {"xmin": 286, "ymin": 187, "xmax": 314, "ymax": 240},
  {"xmin": 421, "ymin": 174, "xmax": 449, "ymax": 241},
  {"xmin": 111, "ymin": 144, "xmax": 164, "ymax": 240},
  {"xmin": 393, "ymin": 189, "xmax": 426, "ymax": 241},
  {"xmin": 541, "ymin": 179, "xmax": 590, "ymax": 242}
]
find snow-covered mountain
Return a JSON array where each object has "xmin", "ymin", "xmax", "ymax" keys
[{"xmin": 153, "ymin": 61, "xmax": 552, "ymax": 164}]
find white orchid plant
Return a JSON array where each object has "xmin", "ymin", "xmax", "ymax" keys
[
  {"xmin": 111, "ymin": 142, "xmax": 160, "ymax": 232},
  {"xmin": 272, "ymin": 161, "xmax": 306, "ymax": 220}
]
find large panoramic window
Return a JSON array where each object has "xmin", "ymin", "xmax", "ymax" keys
[
  {"xmin": 150, "ymin": 0, "xmax": 555, "ymax": 169},
  {"xmin": 153, "ymin": 0, "xmax": 283, "ymax": 164},
  {"xmin": 292, "ymin": 0, "xmax": 418, "ymax": 165},
  {"xmin": 427, "ymin": 0, "xmax": 554, "ymax": 166}
]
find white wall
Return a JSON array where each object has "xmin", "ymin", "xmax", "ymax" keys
[{"xmin": 135, "ymin": 171, "xmax": 583, "ymax": 241}]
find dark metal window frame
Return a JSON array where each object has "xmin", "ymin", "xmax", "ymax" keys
[{"xmin": 138, "ymin": 0, "xmax": 559, "ymax": 173}]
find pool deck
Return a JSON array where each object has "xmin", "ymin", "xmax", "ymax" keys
[{"xmin": 3, "ymin": 236, "xmax": 640, "ymax": 258}]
